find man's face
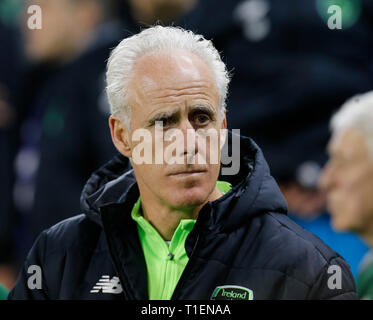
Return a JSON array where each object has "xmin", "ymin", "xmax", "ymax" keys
[
  {"xmin": 119, "ymin": 50, "xmax": 226, "ymax": 209},
  {"xmin": 319, "ymin": 128, "xmax": 373, "ymax": 233}
]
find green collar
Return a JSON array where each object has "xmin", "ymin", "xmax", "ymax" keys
[
  {"xmin": 130, "ymin": 180, "xmax": 232, "ymax": 299},
  {"xmin": 131, "ymin": 180, "xmax": 232, "ymax": 245}
]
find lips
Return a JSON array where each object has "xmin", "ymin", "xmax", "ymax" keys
[{"xmin": 167, "ymin": 168, "xmax": 207, "ymax": 176}]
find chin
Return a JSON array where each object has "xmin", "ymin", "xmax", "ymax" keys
[
  {"xmin": 169, "ymin": 187, "xmax": 210, "ymax": 208},
  {"xmin": 331, "ymin": 216, "xmax": 354, "ymax": 233},
  {"xmin": 331, "ymin": 220, "xmax": 346, "ymax": 232}
]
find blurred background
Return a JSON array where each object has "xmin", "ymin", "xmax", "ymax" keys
[{"xmin": 0, "ymin": 0, "xmax": 372, "ymax": 295}]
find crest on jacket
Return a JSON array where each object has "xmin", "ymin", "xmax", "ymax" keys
[{"xmin": 211, "ymin": 285, "xmax": 254, "ymax": 300}]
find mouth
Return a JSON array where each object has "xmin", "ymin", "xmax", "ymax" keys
[{"xmin": 168, "ymin": 169, "xmax": 207, "ymax": 177}]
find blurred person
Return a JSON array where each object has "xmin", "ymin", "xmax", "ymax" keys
[
  {"xmin": 9, "ymin": 26, "xmax": 356, "ymax": 300},
  {"xmin": 319, "ymin": 91, "xmax": 373, "ymax": 299},
  {"xmin": 11, "ymin": 0, "xmax": 126, "ymax": 259}
]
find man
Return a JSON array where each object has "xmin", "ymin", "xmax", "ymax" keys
[
  {"xmin": 9, "ymin": 26, "xmax": 356, "ymax": 300},
  {"xmin": 319, "ymin": 91, "xmax": 373, "ymax": 299}
]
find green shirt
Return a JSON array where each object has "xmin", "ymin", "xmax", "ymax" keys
[
  {"xmin": 357, "ymin": 251, "xmax": 373, "ymax": 300},
  {"xmin": 131, "ymin": 181, "xmax": 232, "ymax": 300},
  {"xmin": 0, "ymin": 284, "xmax": 9, "ymax": 300}
]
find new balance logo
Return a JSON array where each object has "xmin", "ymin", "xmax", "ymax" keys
[{"xmin": 90, "ymin": 275, "xmax": 123, "ymax": 294}]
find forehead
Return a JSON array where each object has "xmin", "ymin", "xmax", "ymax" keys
[
  {"xmin": 329, "ymin": 128, "xmax": 370, "ymax": 159},
  {"xmin": 128, "ymin": 50, "xmax": 218, "ymax": 104}
]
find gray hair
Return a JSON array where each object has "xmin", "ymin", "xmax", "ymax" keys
[
  {"xmin": 106, "ymin": 25, "xmax": 231, "ymax": 128},
  {"xmin": 331, "ymin": 91, "xmax": 373, "ymax": 157}
]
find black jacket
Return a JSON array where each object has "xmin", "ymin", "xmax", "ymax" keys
[{"xmin": 9, "ymin": 136, "xmax": 357, "ymax": 299}]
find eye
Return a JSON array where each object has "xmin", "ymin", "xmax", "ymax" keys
[
  {"xmin": 193, "ymin": 113, "xmax": 210, "ymax": 126},
  {"xmin": 158, "ymin": 117, "xmax": 169, "ymax": 126}
]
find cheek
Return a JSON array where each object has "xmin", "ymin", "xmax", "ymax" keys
[
  {"xmin": 332, "ymin": 180, "xmax": 373, "ymax": 231},
  {"xmin": 330, "ymin": 199, "xmax": 361, "ymax": 232},
  {"xmin": 355, "ymin": 182, "xmax": 373, "ymax": 221},
  {"xmin": 132, "ymin": 164, "xmax": 164, "ymax": 194}
]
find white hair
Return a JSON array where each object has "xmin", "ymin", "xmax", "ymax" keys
[
  {"xmin": 331, "ymin": 91, "xmax": 373, "ymax": 157},
  {"xmin": 106, "ymin": 25, "xmax": 231, "ymax": 128}
]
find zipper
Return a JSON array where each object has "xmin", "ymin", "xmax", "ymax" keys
[
  {"xmin": 170, "ymin": 204, "xmax": 212, "ymax": 299},
  {"xmin": 104, "ymin": 234, "xmax": 133, "ymax": 300},
  {"xmin": 161, "ymin": 258, "xmax": 172, "ymax": 299},
  {"xmin": 170, "ymin": 231, "xmax": 202, "ymax": 300}
]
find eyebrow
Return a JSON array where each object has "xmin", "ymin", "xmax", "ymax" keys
[
  {"xmin": 145, "ymin": 103, "xmax": 217, "ymax": 127},
  {"xmin": 146, "ymin": 109, "xmax": 180, "ymax": 127},
  {"xmin": 190, "ymin": 104, "xmax": 216, "ymax": 118},
  {"xmin": 190, "ymin": 104, "xmax": 214, "ymax": 113}
]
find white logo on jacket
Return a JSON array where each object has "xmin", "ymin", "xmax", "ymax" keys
[{"xmin": 90, "ymin": 275, "xmax": 123, "ymax": 294}]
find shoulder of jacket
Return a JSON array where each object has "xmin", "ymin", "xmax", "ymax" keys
[
  {"xmin": 249, "ymin": 212, "xmax": 352, "ymax": 288},
  {"xmin": 266, "ymin": 212, "xmax": 340, "ymax": 263},
  {"xmin": 40, "ymin": 214, "xmax": 102, "ymax": 256}
]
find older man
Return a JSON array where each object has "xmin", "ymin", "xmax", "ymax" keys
[
  {"xmin": 320, "ymin": 91, "xmax": 373, "ymax": 299},
  {"xmin": 9, "ymin": 26, "xmax": 355, "ymax": 300}
]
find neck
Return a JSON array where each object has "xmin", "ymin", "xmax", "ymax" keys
[{"xmin": 139, "ymin": 187, "xmax": 223, "ymax": 241}]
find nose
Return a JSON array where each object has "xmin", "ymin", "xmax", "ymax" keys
[{"xmin": 179, "ymin": 119, "xmax": 198, "ymax": 160}]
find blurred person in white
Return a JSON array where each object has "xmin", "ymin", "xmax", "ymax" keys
[{"xmin": 319, "ymin": 91, "xmax": 373, "ymax": 299}]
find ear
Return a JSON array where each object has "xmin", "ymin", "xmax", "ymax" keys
[{"xmin": 109, "ymin": 115, "xmax": 132, "ymax": 158}]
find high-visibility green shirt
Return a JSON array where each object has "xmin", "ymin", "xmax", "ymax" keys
[
  {"xmin": 131, "ymin": 181, "xmax": 232, "ymax": 300},
  {"xmin": 0, "ymin": 284, "xmax": 9, "ymax": 300}
]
